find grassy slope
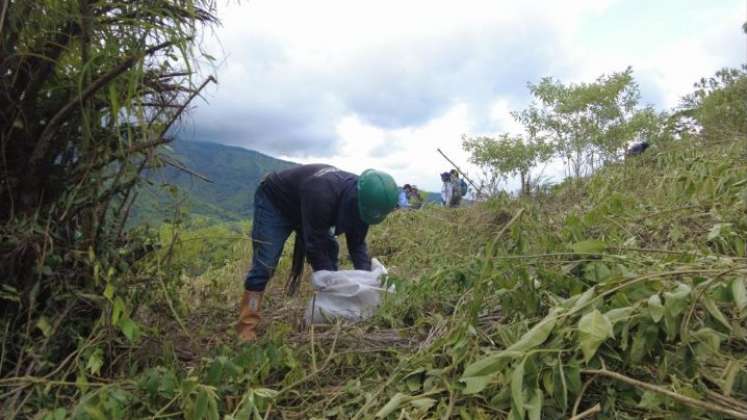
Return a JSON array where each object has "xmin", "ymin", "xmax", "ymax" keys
[{"xmin": 84, "ymin": 137, "xmax": 746, "ymax": 419}]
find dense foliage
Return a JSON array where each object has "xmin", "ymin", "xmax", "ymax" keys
[
  {"xmin": 679, "ymin": 66, "xmax": 747, "ymax": 141},
  {"xmin": 0, "ymin": 1, "xmax": 217, "ymax": 416},
  {"xmin": 463, "ymin": 134, "xmax": 553, "ymax": 196},
  {"xmin": 466, "ymin": 68, "xmax": 674, "ymax": 193}
]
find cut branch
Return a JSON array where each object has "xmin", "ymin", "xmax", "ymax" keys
[{"xmin": 583, "ymin": 369, "xmax": 747, "ymax": 419}]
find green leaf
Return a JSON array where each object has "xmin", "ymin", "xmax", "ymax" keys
[
  {"xmin": 584, "ymin": 262, "xmax": 611, "ymax": 283},
  {"xmin": 663, "ymin": 310, "xmax": 679, "ymax": 341},
  {"xmin": 42, "ymin": 408, "xmax": 67, "ymax": 420},
  {"xmin": 375, "ymin": 393, "xmax": 409, "ymax": 418},
  {"xmin": 663, "ymin": 283, "xmax": 691, "ymax": 317},
  {"xmin": 103, "ymin": 282, "xmax": 114, "ymax": 301},
  {"xmin": 410, "ymin": 397, "xmax": 436, "ymax": 411},
  {"xmin": 462, "ymin": 350, "xmax": 522, "ymax": 378},
  {"xmin": 86, "ymin": 348, "xmax": 104, "ymax": 376},
  {"xmin": 704, "ymin": 298, "xmax": 732, "ymax": 331},
  {"xmin": 722, "ymin": 360, "xmax": 740, "ymax": 396},
  {"xmin": 112, "ymin": 297, "xmax": 125, "ymax": 325},
  {"xmin": 526, "ymin": 388, "xmax": 543, "ymax": 420},
  {"xmin": 605, "ymin": 306, "xmax": 634, "ymax": 325},
  {"xmin": 461, "ymin": 314, "xmax": 557, "ymax": 380},
  {"xmin": 53, "ymin": 408, "xmax": 66, "ymax": 420},
  {"xmin": 638, "ymin": 390, "xmax": 665, "ymax": 409},
  {"xmin": 119, "ymin": 318, "xmax": 140, "ymax": 342},
  {"xmin": 511, "ymin": 359, "xmax": 526, "ymax": 417},
  {"xmin": 508, "ymin": 314, "xmax": 558, "ymax": 353},
  {"xmin": 462, "ymin": 375, "xmax": 493, "ymax": 395},
  {"xmin": 36, "ymin": 316, "xmax": 52, "ymax": 337},
  {"xmin": 693, "ymin": 327, "xmax": 722, "ymax": 355},
  {"xmin": 76, "ymin": 371, "xmax": 89, "ymax": 393},
  {"xmin": 577, "ymin": 310, "xmax": 613, "ymax": 362},
  {"xmin": 565, "ymin": 361, "xmax": 582, "ymax": 393},
  {"xmin": 193, "ymin": 388, "xmax": 209, "ymax": 420},
  {"xmin": 731, "ymin": 278, "xmax": 747, "ymax": 312},
  {"xmin": 572, "ymin": 240, "xmax": 606, "ymax": 254},
  {"xmin": 569, "ymin": 287, "xmax": 596, "ymax": 312},
  {"xmin": 647, "ymin": 294, "xmax": 664, "ymax": 323}
]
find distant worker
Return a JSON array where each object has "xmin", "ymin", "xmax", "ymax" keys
[
  {"xmin": 448, "ymin": 169, "xmax": 463, "ymax": 207},
  {"xmin": 398, "ymin": 184, "xmax": 413, "ymax": 209},
  {"xmin": 237, "ymin": 164, "xmax": 399, "ymax": 342},
  {"xmin": 440, "ymin": 172, "xmax": 452, "ymax": 206},
  {"xmin": 409, "ymin": 185, "xmax": 424, "ymax": 209},
  {"xmin": 626, "ymin": 141, "xmax": 650, "ymax": 157}
]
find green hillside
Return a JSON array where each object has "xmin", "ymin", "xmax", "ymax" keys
[
  {"xmin": 120, "ymin": 135, "xmax": 747, "ymax": 419},
  {"xmin": 132, "ymin": 141, "xmax": 297, "ymax": 224}
]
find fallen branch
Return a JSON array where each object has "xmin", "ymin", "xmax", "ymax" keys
[
  {"xmin": 569, "ymin": 403, "xmax": 601, "ymax": 420},
  {"xmin": 582, "ymin": 369, "xmax": 747, "ymax": 419},
  {"xmin": 494, "ymin": 208, "xmax": 524, "ymax": 241},
  {"xmin": 572, "ymin": 374, "xmax": 597, "ymax": 417},
  {"xmin": 158, "ymin": 154, "xmax": 214, "ymax": 184}
]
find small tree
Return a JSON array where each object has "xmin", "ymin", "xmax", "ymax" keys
[
  {"xmin": 679, "ymin": 66, "xmax": 747, "ymax": 140},
  {"xmin": 515, "ymin": 68, "xmax": 645, "ymax": 178},
  {"xmin": 463, "ymin": 133, "xmax": 553, "ymax": 196}
]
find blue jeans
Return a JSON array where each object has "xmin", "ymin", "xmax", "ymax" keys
[{"xmin": 244, "ymin": 185, "xmax": 339, "ymax": 291}]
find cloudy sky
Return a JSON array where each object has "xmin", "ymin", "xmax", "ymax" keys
[{"xmin": 181, "ymin": 0, "xmax": 746, "ymax": 192}]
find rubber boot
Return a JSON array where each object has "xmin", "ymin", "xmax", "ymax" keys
[{"xmin": 236, "ymin": 290, "xmax": 263, "ymax": 342}]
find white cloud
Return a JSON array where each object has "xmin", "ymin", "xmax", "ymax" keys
[
  {"xmin": 489, "ymin": 99, "xmax": 524, "ymax": 134},
  {"xmin": 185, "ymin": 0, "xmax": 745, "ymax": 193},
  {"xmin": 282, "ymin": 103, "xmax": 479, "ymax": 192}
]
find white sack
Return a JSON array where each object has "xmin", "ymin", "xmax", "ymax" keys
[{"xmin": 304, "ymin": 258, "xmax": 393, "ymax": 324}]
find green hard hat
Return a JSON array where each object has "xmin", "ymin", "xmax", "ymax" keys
[{"xmin": 357, "ymin": 169, "xmax": 398, "ymax": 225}]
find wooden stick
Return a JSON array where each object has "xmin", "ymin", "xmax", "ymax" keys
[
  {"xmin": 572, "ymin": 375, "xmax": 597, "ymax": 417},
  {"xmin": 569, "ymin": 403, "xmax": 601, "ymax": 420},
  {"xmin": 436, "ymin": 148, "xmax": 482, "ymax": 196},
  {"xmin": 583, "ymin": 369, "xmax": 747, "ymax": 419},
  {"xmin": 494, "ymin": 208, "xmax": 524, "ymax": 241}
]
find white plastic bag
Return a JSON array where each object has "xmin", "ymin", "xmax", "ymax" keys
[{"xmin": 304, "ymin": 258, "xmax": 393, "ymax": 325}]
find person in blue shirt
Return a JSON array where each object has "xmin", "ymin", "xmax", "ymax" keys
[{"xmin": 398, "ymin": 184, "xmax": 413, "ymax": 209}]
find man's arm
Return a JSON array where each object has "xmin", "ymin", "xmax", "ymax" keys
[
  {"xmin": 346, "ymin": 221, "xmax": 371, "ymax": 271},
  {"xmin": 300, "ymin": 188, "xmax": 337, "ymax": 271}
]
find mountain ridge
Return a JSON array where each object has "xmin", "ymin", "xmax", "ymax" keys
[
  {"xmin": 132, "ymin": 141, "xmax": 297, "ymax": 224},
  {"xmin": 131, "ymin": 140, "xmax": 442, "ymax": 225}
]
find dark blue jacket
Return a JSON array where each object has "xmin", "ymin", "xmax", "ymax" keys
[{"xmin": 262, "ymin": 164, "xmax": 371, "ymax": 271}]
